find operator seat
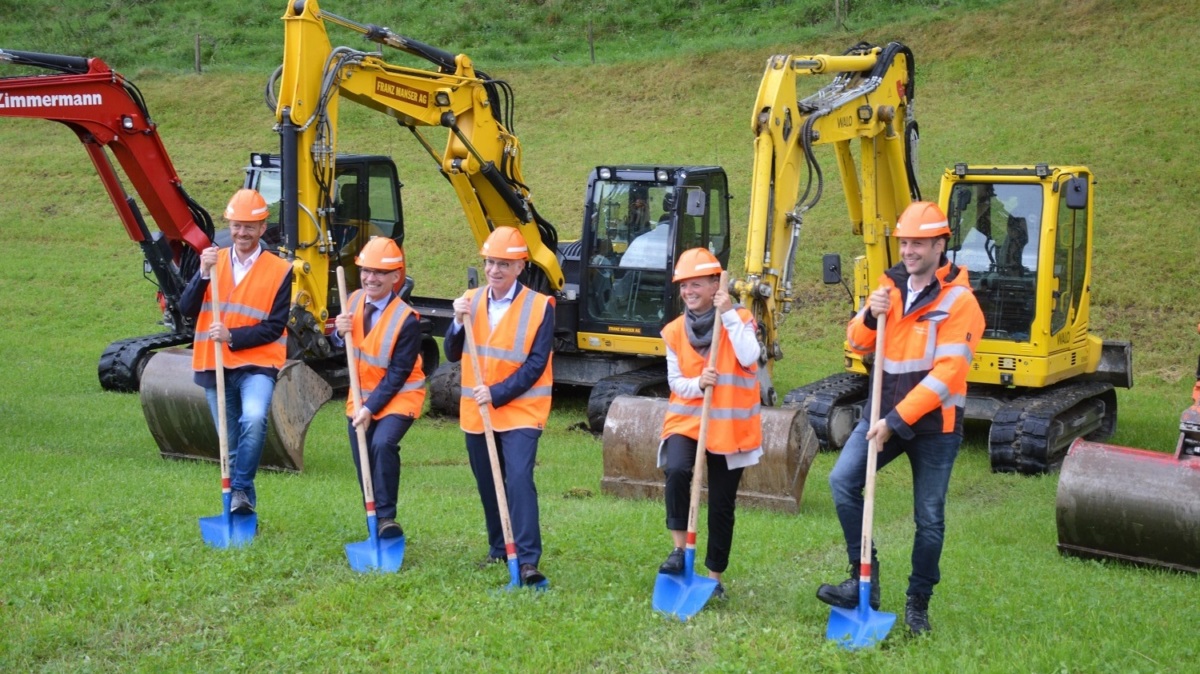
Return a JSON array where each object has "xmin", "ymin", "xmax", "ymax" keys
[{"xmin": 998, "ymin": 215, "xmax": 1028, "ymax": 273}]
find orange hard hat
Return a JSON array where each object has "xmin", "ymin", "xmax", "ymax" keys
[
  {"xmin": 224, "ymin": 188, "xmax": 270, "ymax": 222},
  {"xmin": 480, "ymin": 226, "xmax": 529, "ymax": 260},
  {"xmin": 356, "ymin": 237, "xmax": 405, "ymax": 271},
  {"xmin": 894, "ymin": 201, "xmax": 951, "ymax": 239},
  {"xmin": 673, "ymin": 247, "xmax": 722, "ymax": 282}
]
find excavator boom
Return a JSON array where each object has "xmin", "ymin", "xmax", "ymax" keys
[{"xmin": 0, "ymin": 48, "xmax": 215, "ymax": 389}]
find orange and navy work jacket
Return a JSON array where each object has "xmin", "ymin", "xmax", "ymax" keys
[
  {"xmin": 192, "ymin": 249, "xmax": 291, "ymax": 372},
  {"xmin": 459, "ymin": 285, "xmax": 554, "ymax": 433},
  {"xmin": 345, "ymin": 290, "xmax": 426, "ymax": 420},
  {"xmin": 660, "ymin": 306, "xmax": 762, "ymax": 454},
  {"xmin": 847, "ymin": 260, "xmax": 985, "ymax": 439}
]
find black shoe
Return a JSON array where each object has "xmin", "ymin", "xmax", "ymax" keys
[
  {"xmin": 377, "ymin": 518, "xmax": 403, "ymax": 539},
  {"xmin": 658, "ymin": 547, "xmax": 685, "ymax": 575},
  {"xmin": 519, "ymin": 563, "xmax": 546, "ymax": 586},
  {"xmin": 231, "ymin": 490, "xmax": 254, "ymax": 515},
  {"xmin": 476, "ymin": 554, "xmax": 504, "ymax": 570},
  {"xmin": 815, "ymin": 563, "xmax": 880, "ymax": 610},
  {"xmin": 711, "ymin": 582, "xmax": 726, "ymax": 601},
  {"xmin": 905, "ymin": 594, "xmax": 931, "ymax": 635}
]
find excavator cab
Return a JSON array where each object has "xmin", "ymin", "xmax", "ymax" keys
[{"xmin": 578, "ymin": 166, "xmax": 730, "ymax": 340}]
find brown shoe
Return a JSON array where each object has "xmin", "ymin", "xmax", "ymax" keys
[
  {"xmin": 519, "ymin": 563, "xmax": 546, "ymax": 586},
  {"xmin": 377, "ymin": 518, "xmax": 404, "ymax": 539}
]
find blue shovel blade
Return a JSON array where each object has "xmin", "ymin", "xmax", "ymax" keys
[
  {"xmin": 198, "ymin": 511, "xmax": 257, "ymax": 548},
  {"xmin": 652, "ymin": 572, "xmax": 719, "ymax": 621},
  {"xmin": 494, "ymin": 558, "xmax": 549, "ymax": 592},
  {"xmin": 345, "ymin": 535, "xmax": 406, "ymax": 574},
  {"xmin": 825, "ymin": 581, "xmax": 896, "ymax": 649}
]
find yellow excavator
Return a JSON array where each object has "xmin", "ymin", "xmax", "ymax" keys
[{"xmin": 743, "ymin": 41, "xmax": 1131, "ymax": 474}]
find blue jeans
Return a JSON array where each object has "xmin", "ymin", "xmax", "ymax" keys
[
  {"xmin": 204, "ymin": 371, "xmax": 276, "ymax": 507},
  {"xmin": 828, "ymin": 419, "xmax": 961, "ymax": 597},
  {"xmin": 465, "ymin": 428, "xmax": 542, "ymax": 566}
]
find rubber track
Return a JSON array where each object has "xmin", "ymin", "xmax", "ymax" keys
[
  {"xmin": 989, "ymin": 380, "xmax": 1116, "ymax": 475},
  {"xmin": 587, "ymin": 365, "xmax": 669, "ymax": 433},
  {"xmin": 98, "ymin": 332, "xmax": 193, "ymax": 392},
  {"xmin": 781, "ymin": 372, "xmax": 868, "ymax": 449}
]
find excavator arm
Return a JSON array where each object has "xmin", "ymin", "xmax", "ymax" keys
[
  {"xmin": 271, "ymin": 0, "xmax": 562, "ymax": 353},
  {"xmin": 0, "ymin": 48, "xmax": 215, "ymax": 389},
  {"xmin": 736, "ymin": 42, "xmax": 920, "ymax": 394}
]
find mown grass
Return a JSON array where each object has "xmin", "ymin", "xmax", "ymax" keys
[{"xmin": 2, "ymin": 0, "xmax": 1199, "ymax": 670}]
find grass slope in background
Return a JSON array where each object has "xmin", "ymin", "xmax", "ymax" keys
[
  {"xmin": 2, "ymin": 0, "xmax": 1199, "ymax": 670},
  {"xmin": 0, "ymin": 0, "xmax": 1010, "ymax": 72}
]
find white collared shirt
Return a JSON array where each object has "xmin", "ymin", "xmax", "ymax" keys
[
  {"xmin": 230, "ymin": 246, "xmax": 263, "ymax": 287},
  {"xmin": 485, "ymin": 282, "xmax": 518, "ymax": 329}
]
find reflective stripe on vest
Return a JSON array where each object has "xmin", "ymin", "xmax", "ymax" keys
[
  {"xmin": 459, "ymin": 285, "xmax": 553, "ymax": 433},
  {"xmin": 345, "ymin": 290, "xmax": 426, "ymax": 420},
  {"xmin": 192, "ymin": 248, "xmax": 290, "ymax": 372}
]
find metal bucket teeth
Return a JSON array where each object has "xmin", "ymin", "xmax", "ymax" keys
[{"xmin": 139, "ymin": 348, "xmax": 332, "ymax": 472}]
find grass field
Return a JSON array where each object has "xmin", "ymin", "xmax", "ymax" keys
[{"xmin": 2, "ymin": 0, "xmax": 1199, "ymax": 671}]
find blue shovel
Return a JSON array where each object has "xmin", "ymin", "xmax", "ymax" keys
[
  {"xmin": 198, "ymin": 267, "xmax": 257, "ymax": 548},
  {"xmin": 337, "ymin": 268, "xmax": 405, "ymax": 574},
  {"xmin": 826, "ymin": 311, "xmax": 896, "ymax": 649},
  {"xmin": 462, "ymin": 310, "xmax": 547, "ymax": 591},
  {"xmin": 653, "ymin": 272, "xmax": 726, "ymax": 621}
]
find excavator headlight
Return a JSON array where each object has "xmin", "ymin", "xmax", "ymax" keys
[
  {"xmin": 598, "ymin": 167, "xmax": 612, "ymax": 180},
  {"xmin": 857, "ymin": 105, "xmax": 873, "ymax": 123},
  {"xmin": 121, "ymin": 116, "xmax": 135, "ymax": 131},
  {"xmin": 1035, "ymin": 163, "xmax": 1050, "ymax": 177},
  {"xmin": 655, "ymin": 169, "xmax": 670, "ymax": 182},
  {"xmin": 954, "ymin": 163, "xmax": 967, "ymax": 177},
  {"xmin": 434, "ymin": 90, "xmax": 451, "ymax": 107}
]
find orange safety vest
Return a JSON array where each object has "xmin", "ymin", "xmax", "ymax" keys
[
  {"xmin": 192, "ymin": 248, "xmax": 291, "ymax": 372},
  {"xmin": 344, "ymin": 290, "xmax": 426, "ymax": 419},
  {"xmin": 846, "ymin": 260, "xmax": 984, "ymax": 435},
  {"xmin": 459, "ymin": 285, "xmax": 553, "ymax": 433},
  {"xmin": 660, "ymin": 306, "xmax": 762, "ymax": 453}
]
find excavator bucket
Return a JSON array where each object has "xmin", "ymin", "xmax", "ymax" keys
[
  {"xmin": 139, "ymin": 349, "xmax": 332, "ymax": 472},
  {"xmin": 600, "ymin": 395, "xmax": 819, "ymax": 512},
  {"xmin": 1056, "ymin": 434, "xmax": 1200, "ymax": 574}
]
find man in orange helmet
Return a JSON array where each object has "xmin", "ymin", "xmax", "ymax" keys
[
  {"xmin": 656, "ymin": 248, "xmax": 762, "ymax": 600},
  {"xmin": 815, "ymin": 201, "xmax": 984, "ymax": 636},
  {"xmin": 180, "ymin": 188, "xmax": 293, "ymax": 516},
  {"xmin": 444, "ymin": 226, "xmax": 554, "ymax": 587},
  {"xmin": 332, "ymin": 237, "xmax": 425, "ymax": 539}
]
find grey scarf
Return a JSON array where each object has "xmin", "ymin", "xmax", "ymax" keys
[{"xmin": 684, "ymin": 307, "xmax": 717, "ymax": 352}]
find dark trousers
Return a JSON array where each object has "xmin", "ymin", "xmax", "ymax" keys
[
  {"xmin": 828, "ymin": 419, "xmax": 961, "ymax": 597},
  {"xmin": 348, "ymin": 414, "xmax": 414, "ymax": 520},
  {"xmin": 663, "ymin": 434, "xmax": 745, "ymax": 574},
  {"xmin": 465, "ymin": 428, "xmax": 543, "ymax": 566}
]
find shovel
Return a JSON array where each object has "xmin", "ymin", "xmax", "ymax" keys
[
  {"xmin": 338, "ymin": 267, "xmax": 406, "ymax": 574},
  {"xmin": 826, "ymin": 311, "xmax": 896, "ymax": 649},
  {"xmin": 462, "ymin": 309, "xmax": 548, "ymax": 591},
  {"xmin": 653, "ymin": 272, "xmax": 726, "ymax": 621},
  {"xmin": 198, "ymin": 267, "xmax": 258, "ymax": 548}
]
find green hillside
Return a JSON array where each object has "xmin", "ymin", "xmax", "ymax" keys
[{"xmin": 2, "ymin": 0, "xmax": 1199, "ymax": 670}]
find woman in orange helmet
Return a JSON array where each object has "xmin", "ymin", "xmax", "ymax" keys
[{"xmin": 655, "ymin": 248, "xmax": 763, "ymax": 601}]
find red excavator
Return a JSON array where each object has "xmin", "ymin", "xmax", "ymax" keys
[
  {"xmin": 0, "ymin": 48, "xmax": 214, "ymax": 389},
  {"xmin": 0, "ymin": 49, "xmax": 339, "ymax": 471},
  {"xmin": 1056, "ymin": 322, "xmax": 1200, "ymax": 573}
]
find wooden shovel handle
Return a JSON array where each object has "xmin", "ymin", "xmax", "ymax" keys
[
  {"xmin": 686, "ymin": 271, "xmax": 728, "ymax": 539},
  {"xmin": 337, "ymin": 267, "xmax": 375, "ymax": 506}
]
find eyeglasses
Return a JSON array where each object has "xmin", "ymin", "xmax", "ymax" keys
[
  {"xmin": 484, "ymin": 259, "xmax": 517, "ymax": 271},
  {"xmin": 360, "ymin": 268, "xmax": 396, "ymax": 278}
]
